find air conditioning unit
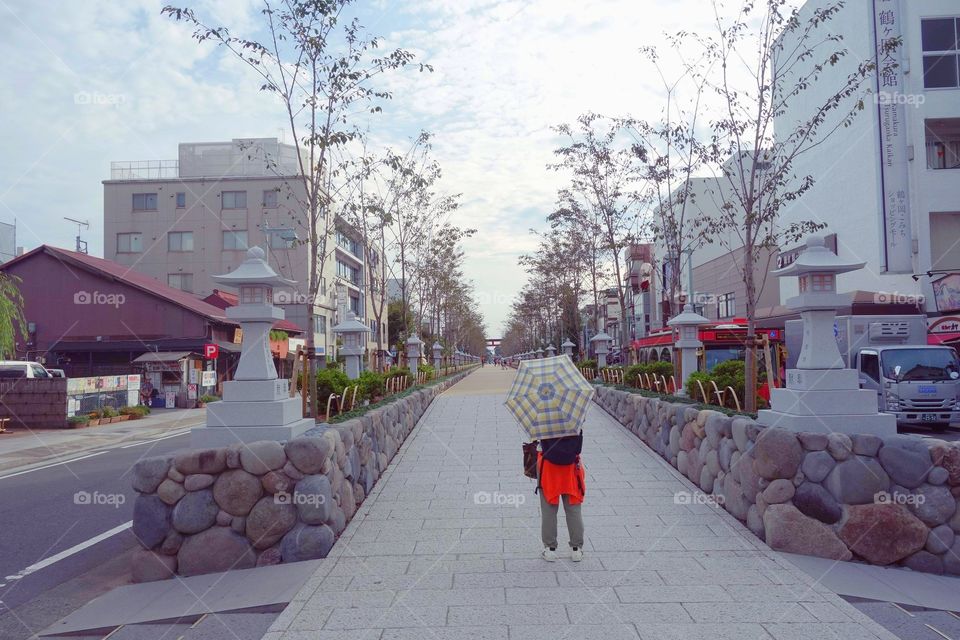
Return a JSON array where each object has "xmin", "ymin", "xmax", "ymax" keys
[{"xmin": 868, "ymin": 321, "xmax": 910, "ymax": 342}]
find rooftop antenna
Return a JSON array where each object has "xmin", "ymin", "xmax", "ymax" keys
[{"xmin": 64, "ymin": 217, "xmax": 90, "ymax": 254}]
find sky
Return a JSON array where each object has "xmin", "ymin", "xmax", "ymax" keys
[{"xmin": 0, "ymin": 0, "xmax": 758, "ymax": 335}]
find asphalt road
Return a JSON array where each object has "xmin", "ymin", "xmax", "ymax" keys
[{"xmin": 0, "ymin": 431, "xmax": 191, "ymax": 615}]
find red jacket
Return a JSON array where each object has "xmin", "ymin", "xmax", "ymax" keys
[{"xmin": 538, "ymin": 452, "xmax": 585, "ymax": 506}]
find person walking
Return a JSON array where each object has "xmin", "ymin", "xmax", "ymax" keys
[{"xmin": 536, "ymin": 434, "xmax": 585, "ymax": 561}]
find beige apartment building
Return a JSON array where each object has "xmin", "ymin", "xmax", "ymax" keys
[{"xmin": 103, "ymin": 138, "xmax": 385, "ymax": 362}]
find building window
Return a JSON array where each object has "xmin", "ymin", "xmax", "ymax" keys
[
  {"xmin": 168, "ymin": 273, "xmax": 193, "ymax": 292},
  {"xmin": 223, "ymin": 230, "xmax": 248, "ymax": 251},
  {"xmin": 263, "ymin": 189, "xmax": 278, "ymax": 208},
  {"xmin": 349, "ymin": 295, "xmax": 361, "ymax": 315},
  {"xmin": 336, "ymin": 260, "xmax": 361, "ymax": 285},
  {"xmin": 317, "ymin": 314, "xmax": 326, "ymax": 335},
  {"xmin": 168, "ymin": 231, "xmax": 194, "ymax": 252},
  {"xmin": 221, "ymin": 190, "xmax": 247, "ymax": 209},
  {"xmin": 336, "ymin": 230, "xmax": 360, "ymax": 256},
  {"xmin": 269, "ymin": 230, "xmax": 295, "ymax": 249},
  {"xmin": 175, "ymin": 192, "xmax": 186, "ymax": 208},
  {"xmin": 717, "ymin": 292, "xmax": 735, "ymax": 319},
  {"xmin": 926, "ymin": 118, "xmax": 960, "ymax": 170},
  {"xmin": 116, "ymin": 232, "xmax": 143, "ymax": 254},
  {"xmin": 132, "ymin": 193, "xmax": 158, "ymax": 211},
  {"xmin": 922, "ymin": 18, "xmax": 960, "ymax": 89}
]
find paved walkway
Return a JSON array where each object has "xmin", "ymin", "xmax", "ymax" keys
[{"xmin": 263, "ymin": 367, "xmax": 897, "ymax": 640}]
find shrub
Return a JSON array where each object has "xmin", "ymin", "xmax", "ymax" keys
[
  {"xmin": 120, "ymin": 405, "xmax": 150, "ymax": 418},
  {"xmin": 199, "ymin": 394, "xmax": 221, "ymax": 404},
  {"xmin": 67, "ymin": 415, "xmax": 90, "ymax": 427},
  {"xmin": 686, "ymin": 371, "xmax": 714, "ymax": 402},
  {"xmin": 418, "ymin": 363, "xmax": 435, "ymax": 381},
  {"xmin": 711, "ymin": 359, "xmax": 745, "ymax": 403},
  {"xmin": 384, "ymin": 366, "xmax": 411, "ymax": 380},
  {"xmin": 357, "ymin": 370, "xmax": 385, "ymax": 400},
  {"xmin": 576, "ymin": 359, "xmax": 597, "ymax": 371},
  {"xmin": 625, "ymin": 362, "xmax": 675, "ymax": 386},
  {"xmin": 316, "ymin": 368, "xmax": 350, "ymax": 403},
  {"xmin": 101, "ymin": 406, "xmax": 118, "ymax": 418}
]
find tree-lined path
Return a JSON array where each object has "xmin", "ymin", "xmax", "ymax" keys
[{"xmin": 264, "ymin": 368, "xmax": 895, "ymax": 640}]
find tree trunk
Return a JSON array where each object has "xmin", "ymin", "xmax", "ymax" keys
[{"xmin": 743, "ymin": 242, "xmax": 757, "ymax": 413}]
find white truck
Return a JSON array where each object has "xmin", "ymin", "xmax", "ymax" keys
[{"xmin": 785, "ymin": 315, "xmax": 960, "ymax": 431}]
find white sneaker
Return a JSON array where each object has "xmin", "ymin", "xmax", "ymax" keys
[
  {"xmin": 541, "ymin": 547, "xmax": 558, "ymax": 562},
  {"xmin": 571, "ymin": 547, "xmax": 583, "ymax": 562}
]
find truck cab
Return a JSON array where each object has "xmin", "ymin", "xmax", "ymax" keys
[{"xmin": 856, "ymin": 346, "xmax": 960, "ymax": 431}]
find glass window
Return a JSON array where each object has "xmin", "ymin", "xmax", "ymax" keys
[
  {"xmin": 263, "ymin": 189, "xmax": 278, "ymax": 208},
  {"xmin": 926, "ymin": 119, "xmax": 960, "ymax": 170},
  {"xmin": 716, "ymin": 292, "xmax": 736, "ymax": 319},
  {"xmin": 168, "ymin": 273, "xmax": 194, "ymax": 292},
  {"xmin": 269, "ymin": 231, "xmax": 295, "ymax": 249},
  {"xmin": 881, "ymin": 348, "xmax": 960, "ymax": 381},
  {"xmin": 336, "ymin": 260, "xmax": 361, "ymax": 285},
  {"xmin": 116, "ymin": 232, "xmax": 142, "ymax": 253},
  {"xmin": 168, "ymin": 231, "xmax": 194, "ymax": 252},
  {"xmin": 317, "ymin": 314, "xmax": 326, "ymax": 335},
  {"xmin": 223, "ymin": 230, "xmax": 248, "ymax": 251},
  {"xmin": 221, "ymin": 191, "xmax": 247, "ymax": 209},
  {"xmin": 922, "ymin": 18, "xmax": 960, "ymax": 89},
  {"xmin": 860, "ymin": 352, "xmax": 880, "ymax": 382},
  {"xmin": 349, "ymin": 295, "xmax": 361, "ymax": 315},
  {"xmin": 175, "ymin": 192, "xmax": 186, "ymax": 208},
  {"xmin": 132, "ymin": 193, "xmax": 158, "ymax": 211}
]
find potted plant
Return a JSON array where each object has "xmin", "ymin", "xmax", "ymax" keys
[
  {"xmin": 101, "ymin": 406, "xmax": 119, "ymax": 423},
  {"xmin": 87, "ymin": 409, "xmax": 103, "ymax": 426},
  {"xmin": 67, "ymin": 415, "xmax": 90, "ymax": 429},
  {"xmin": 197, "ymin": 394, "xmax": 220, "ymax": 408}
]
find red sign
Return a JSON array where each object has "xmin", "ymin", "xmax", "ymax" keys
[{"xmin": 203, "ymin": 344, "xmax": 220, "ymax": 359}]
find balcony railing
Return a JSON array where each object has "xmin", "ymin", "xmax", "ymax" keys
[{"xmin": 110, "ymin": 160, "xmax": 179, "ymax": 180}]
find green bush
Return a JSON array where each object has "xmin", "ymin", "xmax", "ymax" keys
[
  {"xmin": 67, "ymin": 415, "xmax": 90, "ymax": 427},
  {"xmin": 101, "ymin": 406, "xmax": 118, "ymax": 418},
  {"xmin": 418, "ymin": 363, "xmax": 435, "ymax": 381},
  {"xmin": 120, "ymin": 405, "xmax": 150, "ymax": 418},
  {"xmin": 576, "ymin": 359, "xmax": 597, "ymax": 370},
  {"xmin": 686, "ymin": 371, "xmax": 714, "ymax": 402},
  {"xmin": 625, "ymin": 361, "xmax": 674, "ymax": 386},
  {"xmin": 199, "ymin": 394, "xmax": 221, "ymax": 404},
  {"xmin": 316, "ymin": 368, "xmax": 350, "ymax": 403},
  {"xmin": 384, "ymin": 366, "xmax": 411, "ymax": 380},
  {"xmin": 357, "ymin": 370, "xmax": 385, "ymax": 400},
  {"xmin": 711, "ymin": 359, "xmax": 745, "ymax": 402}
]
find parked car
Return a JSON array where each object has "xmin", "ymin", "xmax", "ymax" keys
[{"xmin": 0, "ymin": 361, "xmax": 53, "ymax": 379}]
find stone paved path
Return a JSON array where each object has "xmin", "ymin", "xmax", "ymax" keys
[{"xmin": 263, "ymin": 368, "xmax": 898, "ymax": 640}]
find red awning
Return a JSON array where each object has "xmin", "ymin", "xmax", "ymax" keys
[{"xmin": 928, "ymin": 332, "xmax": 960, "ymax": 345}]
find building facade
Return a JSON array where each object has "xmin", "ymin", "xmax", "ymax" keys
[
  {"xmin": 775, "ymin": 1, "xmax": 960, "ymax": 320},
  {"xmin": 103, "ymin": 138, "xmax": 385, "ymax": 364}
]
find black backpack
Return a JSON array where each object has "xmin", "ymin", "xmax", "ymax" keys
[{"xmin": 540, "ymin": 432, "xmax": 582, "ymax": 465}]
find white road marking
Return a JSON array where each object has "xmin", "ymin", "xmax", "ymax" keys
[
  {"xmin": 0, "ymin": 451, "xmax": 107, "ymax": 481},
  {"xmin": 4, "ymin": 521, "xmax": 132, "ymax": 582},
  {"xmin": 119, "ymin": 429, "xmax": 191, "ymax": 448}
]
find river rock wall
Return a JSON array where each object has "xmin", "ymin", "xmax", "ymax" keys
[
  {"xmin": 595, "ymin": 385, "xmax": 960, "ymax": 575},
  {"xmin": 128, "ymin": 371, "xmax": 473, "ymax": 581}
]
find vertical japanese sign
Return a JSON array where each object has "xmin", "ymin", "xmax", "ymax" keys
[{"xmin": 873, "ymin": 0, "xmax": 912, "ymax": 272}]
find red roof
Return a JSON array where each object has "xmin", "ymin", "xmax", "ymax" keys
[
  {"xmin": 202, "ymin": 289, "xmax": 303, "ymax": 334},
  {"xmin": 2, "ymin": 245, "xmax": 235, "ymax": 325}
]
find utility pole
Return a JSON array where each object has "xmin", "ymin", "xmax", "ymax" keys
[{"xmin": 64, "ymin": 217, "xmax": 90, "ymax": 254}]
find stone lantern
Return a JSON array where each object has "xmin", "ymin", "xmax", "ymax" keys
[
  {"xmin": 406, "ymin": 334, "xmax": 424, "ymax": 368},
  {"xmin": 561, "ymin": 339, "xmax": 576, "ymax": 357},
  {"xmin": 546, "ymin": 344, "xmax": 557, "ymax": 357},
  {"xmin": 332, "ymin": 312, "xmax": 370, "ymax": 379},
  {"xmin": 667, "ymin": 303, "xmax": 710, "ymax": 396},
  {"xmin": 192, "ymin": 247, "xmax": 313, "ymax": 447},
  {"xmin": 432, "ymin": 342, "xmax": 443, "ymax": 370},
  {"xmin": 536, "ymin": 347, "xmax": 544, "ymax": 359},
  {"xmin": 758, "ymin": 234, "xmax": 895, "ymax": 435},
  {"xmin": 590, "ymin": 331, "xmax": 613, "ymax": 367}
]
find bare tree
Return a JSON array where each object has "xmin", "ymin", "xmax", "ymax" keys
[
  {"xmin": 163, "ymin": 0, "xmax": 429, "ymax": 417},
  {"xmin": 671, "ymin": 0, "xmax": 896, "ymax": 410}
]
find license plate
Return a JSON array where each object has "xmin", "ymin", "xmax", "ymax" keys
[
  {"xmin": 921, "ymin": 413, "xmax": 938, "ymax": 422},
  {"xmin": 918, "ymin": 385, "xmax": 937, "ymax": 394}
]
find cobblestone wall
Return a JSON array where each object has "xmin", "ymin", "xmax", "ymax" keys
[
  {"xmin": 129, "ymin": 370, "xmax": 474, "ymax": 581},
  {"xmin": 595, "ymin": 385, "xmax": 960, "ymax": 576},
  {"xmin": 0, "ymin": 378, "xmax": 67, "ymax": 429}
]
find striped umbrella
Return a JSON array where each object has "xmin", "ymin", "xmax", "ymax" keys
[{"xmin": 504, "ymin": 355, "xmax": 596, "ymax": 440}]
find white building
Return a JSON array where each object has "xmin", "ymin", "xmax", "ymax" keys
[
  {"xmin": 103, "ymin": 138, "xmax": 385, "ymax": 361},
  {"xmin": 775, "ymin": 1, "xmax": 960, "ymax": 318}
]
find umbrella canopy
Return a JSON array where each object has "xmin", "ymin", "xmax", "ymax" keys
[{"xmin": 504, "ymin": 355, "xmax": 596, "ymax": 440}]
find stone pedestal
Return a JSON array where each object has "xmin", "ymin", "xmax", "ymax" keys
[{"xmin": 193, "ymin": 378, "xmax": 313, "ymax": 447}]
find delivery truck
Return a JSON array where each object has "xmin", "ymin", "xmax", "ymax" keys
[{"xmin": 785, "ymin": 315, "xmax": 960, "ymax": 431}]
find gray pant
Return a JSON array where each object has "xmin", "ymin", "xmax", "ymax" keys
[{"xmin": 539, "ymin": 491, "xmax": 584, "ymax": 549}]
